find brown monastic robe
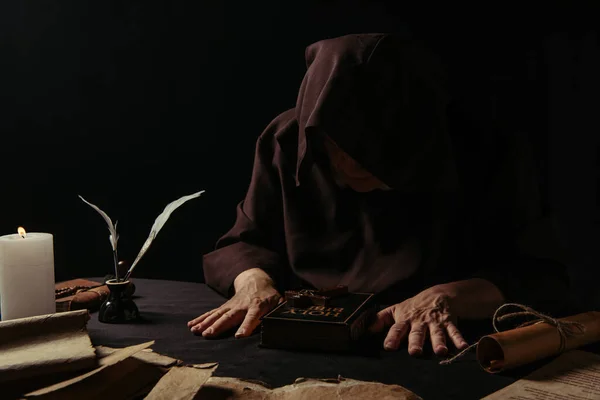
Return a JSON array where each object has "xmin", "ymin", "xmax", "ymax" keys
[{"xmin": 203, "ymin": 33, "xmax": 569, "ymax": 311}]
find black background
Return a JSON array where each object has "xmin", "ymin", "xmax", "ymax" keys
[{"xmin": 1, "ymin": 2, "xmax": 598, "ymax": 306}]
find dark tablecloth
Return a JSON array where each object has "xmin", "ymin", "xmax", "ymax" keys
[{"xmin": 87, "ymin": 278, "xmax": 520, "ymax": 399}]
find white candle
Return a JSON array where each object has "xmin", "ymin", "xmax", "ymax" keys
[{"xmin": 0, "ymin": 228, "xmax": 55, "ymax": 320}]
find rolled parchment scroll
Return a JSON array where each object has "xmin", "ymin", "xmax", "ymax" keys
[
  {"xmin": 0, "ymin": 309, "xmax": 97, "ymax": 383},
  {"xmin": 476, "ymin": 311, "xmax": 600, "ymax": 373}
]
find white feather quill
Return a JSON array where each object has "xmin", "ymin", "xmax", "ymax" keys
[
  {"xmin": 79, "ymin": 195, "xmax": 120, "ymax": 251},
  {"xmin": 124, "ymin": 190, "xmax": 205, "ymax": 280},
  {"xmin": 79, "ymin": 195, "xmax": 121, "ymax": 279}
]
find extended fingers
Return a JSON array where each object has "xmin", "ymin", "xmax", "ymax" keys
[
  {"xmin": 429, "ymin": 322, "xmax": 447, "ymax": 356},
  {"xmin": 190, "ymin": 308, "xmax": 228, "ymax": 335},
  {"xmin": 203, "ymin": 309, "xmax": 245, "ymax": 338},
  {"xmin": 407, "ymin": 323, "xmax": 427, "ymax": 356},
  {"xmin": 235, "ymin": 299, "xmax": 270, "ymax": 338},
  {"xmin": 383, "ymin": 321, "xmax": 410, "ymax": 351},
  {"xmin": 187, "ymin": 309, "xmax": 215, "ymax": 328},
  {"xmin": 446, "ymin": 321, "xmax": 468, "ymax": 350}
]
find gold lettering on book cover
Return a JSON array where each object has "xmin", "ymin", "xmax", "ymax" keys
[
  {"xmin": 305, "ymin": 306, "xmax": 344, "ymax": 312},
  {"xmin": 282, "ymin": 306, "xmax": 345, "ymax": 317}
]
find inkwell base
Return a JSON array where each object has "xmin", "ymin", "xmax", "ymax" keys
[{"xmin": 98, "ymin": 279, "xmax": 139, "ymax": 323}]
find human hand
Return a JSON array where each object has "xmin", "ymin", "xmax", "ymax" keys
[
  {"xmin": 187, "ymin": 268, "xmax": 282, "ymax": 338},
  {"xmin": 368, "ymin": 286, "xmax": 469, "ymax": 356}
]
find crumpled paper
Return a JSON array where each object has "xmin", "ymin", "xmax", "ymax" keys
[
  {"xmin": 1, "ymin": 321, "xmax": 420, "ymax": 400},
  {"xmin": 196, "ymin": 376, "xmax": 422, "ymax": 400},
  {"xmin": 94, "ymin": 346, "xmax": 181, "ymax": 369},
  {"xmin": 24, "ymin": 341, "xmax": 155, "ymax": 399},
  {"xmin": 145, "ymin": 363, "xmax": 219, "ymax": 400}
]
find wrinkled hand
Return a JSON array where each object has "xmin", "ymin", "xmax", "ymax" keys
[
  {"xmin": 187, "ymin": 268, "xmax": 282, "ymax": 338},
  {"xmin": 369, "ymin": 286, "xmax": 469, "ymax": 356}
]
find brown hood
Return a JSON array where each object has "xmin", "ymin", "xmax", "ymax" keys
[{"xmin": 294, "ymin": 33, "xmax": 457, "ymax": 192}]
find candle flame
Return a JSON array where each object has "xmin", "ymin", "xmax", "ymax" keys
[{"xmin": 18, "ymin": 227, "xmax": 27, "ymax": 238}]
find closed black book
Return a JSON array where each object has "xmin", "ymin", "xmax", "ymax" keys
[{"xmin": 259, "ymin": 292, "xmax": 377, "ymax": 352}]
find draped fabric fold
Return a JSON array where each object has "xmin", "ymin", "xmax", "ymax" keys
[{"xmin": 203, "ymin": 33, "xmax": 568, "ymax": 313}]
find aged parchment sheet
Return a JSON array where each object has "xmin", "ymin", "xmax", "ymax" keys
[{"xmin": 483, "ymin": 350, "xmax": 600, "ymax": 399}]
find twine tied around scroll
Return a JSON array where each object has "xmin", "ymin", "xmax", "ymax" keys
[{"xmin": 439, "ymin": 303, "xmax": 586, "ymax": 365}]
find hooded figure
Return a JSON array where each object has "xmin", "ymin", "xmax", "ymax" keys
[{"xmin": 203, "ymin": 33, "xmax": 568, "ymax": 312}]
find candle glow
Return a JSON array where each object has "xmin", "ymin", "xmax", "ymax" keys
[{"xmin": 18, "ymin": 227, "xmax": 27, "ymax": 238}]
